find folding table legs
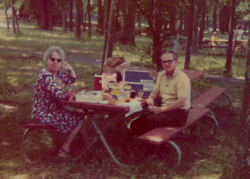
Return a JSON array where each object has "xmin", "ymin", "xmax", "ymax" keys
[{"xmin": 75, "ymin": 111, "xmax": 136, "ymax": 168}]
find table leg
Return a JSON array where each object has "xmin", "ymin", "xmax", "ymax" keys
[{"xmin": 75, "ymin": 110, "xmax": 136, "ymax": 168}]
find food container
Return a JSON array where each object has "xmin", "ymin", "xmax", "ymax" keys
[
  {"xmin": 108, "ymin": 87, "xmax": 119, "ymax": 104},
  {"xmin": 75, "ymin": 91, "xmax": 103, "ymax": 103},
  {"xmin": 123, "ymin": 86, "xmax": 132, "ymax": 101}
]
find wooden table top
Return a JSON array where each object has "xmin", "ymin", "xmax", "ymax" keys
[{"xmin": 60, "ymin": 99, "xmax": 147, "ymax": 113}]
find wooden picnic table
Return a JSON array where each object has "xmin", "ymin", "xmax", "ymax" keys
[
  {"xmin": 200, "ymin": 38, "xmax": 248, "ymax": 54},
  {"xmin": 60, "ymin": 99, "xmax": 147, "ymax": 168}
]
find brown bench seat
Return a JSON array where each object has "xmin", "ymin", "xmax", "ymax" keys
[
  {"xmin": 137, "ymin": 107, "xmax": 210, "ymax": 145},
  {"xmin": 191, "ymin": 87, "xmax": 227, "ymax": 108}
]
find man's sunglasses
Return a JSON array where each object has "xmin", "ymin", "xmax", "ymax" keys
[
  {"xmin": 161, "ymin": 60, "xmax": 175, "ymax": 64},
  {"xmin": 50, "ymin": 58, "xmax": 62, "ymax": 63}
]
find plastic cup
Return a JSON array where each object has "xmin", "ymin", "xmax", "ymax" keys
[
  {"xmin": 138, "ymin": 89, "xmax": 144, "ymax": 98},
  {"xmin": 130, "ymin": 89, "xmax": 136, "ymax": 98}
]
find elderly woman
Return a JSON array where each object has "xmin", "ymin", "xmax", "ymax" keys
[{"xmin": 31, "ymin": 46, "xmax": 88, "ymax": 158}]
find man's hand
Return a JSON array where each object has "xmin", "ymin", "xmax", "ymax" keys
[
  {"xmin": 146, "ymin": 98, "xmax": 154, "ymax": 106},
  {"xmin": 148, "ymin": 106, "xmax": 161, "ymax": 114}
]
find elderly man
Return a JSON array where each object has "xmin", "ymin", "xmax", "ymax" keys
[{"xmin": 130, "ymin": 51, "xmax": 191, "ymax": 136}]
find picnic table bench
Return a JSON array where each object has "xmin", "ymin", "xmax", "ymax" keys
[{"xmin": 137, "ymin": 86, "xmax": 232, "ymax": 170}]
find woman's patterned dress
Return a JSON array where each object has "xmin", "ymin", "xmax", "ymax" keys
[{"xmin": 31, "ymin": 68, "xmax": 82, "ymax": 134}]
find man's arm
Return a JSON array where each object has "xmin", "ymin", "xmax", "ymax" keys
[
  {"xmin": 146, "ymin": 91, "xmax": 158, "ymax": 106},
  {"xmin": 148, "ymin": 97, "xmax": 186, "ymax": 114}
]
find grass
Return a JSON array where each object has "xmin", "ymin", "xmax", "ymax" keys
[{"xmin": 0, "ymin": 20, "xmax": 246, "ymax": 178}]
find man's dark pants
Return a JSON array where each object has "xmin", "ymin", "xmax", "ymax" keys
[{"xmin": 130, "ymin": 109, "xmax": 189, "ymax": 136}]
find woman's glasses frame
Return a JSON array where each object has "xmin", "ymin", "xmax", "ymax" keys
[{"xmin": 50, "ymin": 58, "xmax": 62, "ymax": 63}]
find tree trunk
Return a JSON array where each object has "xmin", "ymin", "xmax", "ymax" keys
[
  {"xmin": 225, "ymin": 0, "xmax": 236, "ymax": 73},
  {"xmin": 199, "ymin": 11, "xmax": 206, "ymax": 46},
  {"xmin": 62, "ymin": 6, "xmax": 67, "ymax": 32},
  {"xmin": 138, "ymin": 13, "xmax": 141, "ymax": 35},
  {"xmin": 10, "ymin": 0, "xmax": 16, "ymax": 34},
  {"xmin": 15, "ymin": 13, "xmax": 19, "ymax": 34},
  {"xmin": 40, "ymin": 0, "xmax": 50, "ymax": 30},
  {"xmin": 97, "ymin": 0, "xmax": 103, "ymax": 34},
  {"xmin": 184, "ymin": 0, "xmax": 194, "ymax": 69},
  {"xmin": 118, "ymin": 0, "xmax": 127, "ymax": 44},
  {"xmin": 102, "ymin": 0, "xmax": 111, "ymax": 70},
  {"xmin": 234, "ymin": 38, "xmax": 250, "ymax": 178},
  {"xmin": 169, "ymin": 2, "xmax": 176, "ymax": 36},
  {"xmin": 213, "ymin": 4, "xmax": 217, "ymax": 32},
  {"xmin": 104, "ymin": 0, "xmax": 117, "ymax": 60},
  {"xmin": 206, "ymin": 13, "xmax": 209, "ymax": 30},
  {"xmin": 128, "ymin": 0, "xmax": 136, "ymax": 46},
  {"xmin": 69, "ymin": 0, "xmax": 74, "ymax": 32},
  {"xmin": 184, "ymin": 9, "xmax": 188, "ymax": 36},
  {"xmin": 87, "ymin": 0, "xmax": 92, "ymax": 37},
  {"xmin": 178, "ymin": 11, "xmax": 183, "ymax": 36},
  {"xmin": 192, "ymin": 6, "xmax": 200, "ymax": 53},
  {"xmin": 3, "ymin": 0, "xmax": 9, "ymax": 30},
  {"xmin": 75, "ymin": 0, "xmax": 83, "ymax": 39}
]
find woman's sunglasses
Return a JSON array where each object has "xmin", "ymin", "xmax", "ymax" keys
[{"xmin": 50, "ymin": 58, "xmax": 62, "ymax": 63}]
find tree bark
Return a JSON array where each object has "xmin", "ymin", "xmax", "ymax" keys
[
  {"xmin": 3, "ymin": 0, "xmax": 9, "ymax": 30},
  {"xmin": 118, "ymin": 0, "xmax": 127, "ymax": 44},
  {"xmin": 104, "ymin": 0, "xmax": 117, "ymax": 60},
  {"xmin": 75, "ymin": 0, "xmax": 83, "ymax": 39},
  {"xmin": 184, "ymin": 0, "xmax": 194, "ymax": 69},
  {"xmin": 62, "ymin": 6, "xmax": 67, "ymax": 32},
  {"xmin": 69, "ymin": 0, "xmax": 74, "ymax": 32},
  {"xmin": 192, "ymin": 6, "xmax": 201, "ymax": 53},
  {"xmin": 40, "ymin": 0, "xmax": 50, "ymax": 30},
  {"xmin": 97, "ymin": 0, "xmax": 103, "ymax": 34},
  {"xmin": 10, "ymin": 0, "xmax": 16, "ymax": 34},
  {"xmin": 127, "ymin": 0, "xmax": 136, "ymax": 46},
  {"xmin": 199, "ymin": 11, "xmax": 206, "ymax": 47},
  {"xmin": 212, "ymin": 4, "xmax": 217, "ymax": 32},
  {"xmin": 234, "ymin": 38, "xmax": 250, "ymax": 178},
  {"xmin": 15, "ymin": 12, "xmax": 19, "ymax": 34},
  {"xmin": 225, "ymin": 0, "xmax": 236, "ymax": 73},
  {"xmin": 87, "ymin": 0, "xmax": 92, "ymax": 37}
]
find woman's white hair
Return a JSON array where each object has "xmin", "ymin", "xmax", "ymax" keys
[{"xmin": 43, "ymin": 46, "xmax": 65, "ymax": 63}]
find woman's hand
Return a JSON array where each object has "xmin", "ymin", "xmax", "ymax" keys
[
  {"xmin": 60, "ymin": 62, "xmax": 76, "ymax": 78},
  {"xmin": 60, "ymin": 62, "xmax": 73, "ymax": 72}
]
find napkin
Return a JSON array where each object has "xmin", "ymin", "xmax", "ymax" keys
[{"xmin": 116, "ymin": 100, "xmax": 142, "ymax": 117}]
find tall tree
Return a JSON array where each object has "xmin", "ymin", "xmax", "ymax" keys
[
  {"xmin": 75, "ymin": 0, "xmax": 83, "ymax": 39},
  {"xmin": 234, "ymin": 38, "xmax": 250, "ymax": 178},
  {"xmin": 212, "ymin": 1, "xmax": 217, "ymax": 32},
  {"xmin": 97, "ymin": 0, "xmax": 103, "ymax": 34},
  {"xmin": 225, "ymin": 0, "xmax": 236, "ymax": 73},
  {"xmin": 10, "ymin": 0, "xmax": 16, "ymax": 34},
  {"xmin": 192, "ymin": 4, "xmax": 201, "ymax": 53},
  {"xmin": 127, "ymin": 0, "xmax": 136, "ymax": 46},
  {"xmin": 39, "ymin": 0, "xmax": 50, "ymax": 30},
  {"xmin": 199, "ymin": 10, "xmax": 206, "ymax": 47},
  {"xmin": 137, "ymin": 0, "xmax": 178, "ymax": 70},
  {"xmin": 102, "ymin": 0, "xmax": 111, "ymax": 70},
  {"xmin": 184, "ymin": 0, "xmax": 195, "ymax": 70},
  {"xmin": 102, "ymin": 0, "xmax": 117, "ymax": 71},
  {"xmin": 87, "ymin": 0, "xmax": 92, "ymax": 37},
  {"xmin": 3, "ymin": 0, "xmax": 10, "ymax": 30},
  {"xmin": 68, "ymin": 0, "xmax": 74, "ymax": 32}
]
